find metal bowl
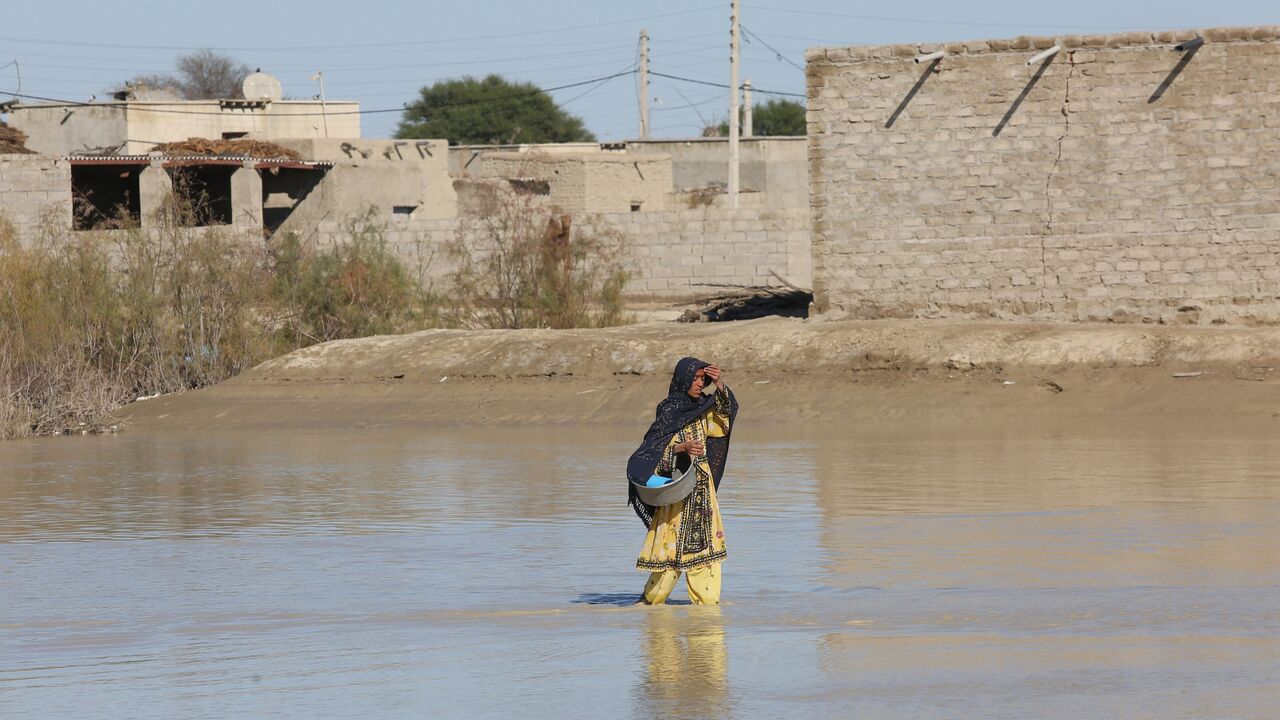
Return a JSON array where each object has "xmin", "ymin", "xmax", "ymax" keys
[{"xmin": 630, "ymin": 461, "xmax": 698, "ymax": 508}]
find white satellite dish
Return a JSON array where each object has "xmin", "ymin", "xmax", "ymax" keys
[{"xmin": 241, "ymin": 71, "xmax": 283, "ymax": 101}]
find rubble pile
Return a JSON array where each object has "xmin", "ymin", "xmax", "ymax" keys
[
  {"xmin": 0, "ymin": 121, "xmax": 34, "ymax": 154},
  {"xmin": 679, "ymin": 285, "xmax": 814, "ymax": 322},
  {"xmin": 150, "ymin": 137, "xmax": 302, "ymax": 161}
]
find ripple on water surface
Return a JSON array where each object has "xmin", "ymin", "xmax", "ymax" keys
[{"xmin": 1, "ymin": 421, "xmax": 1278, "ymax": 718}]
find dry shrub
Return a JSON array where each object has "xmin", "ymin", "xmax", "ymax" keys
[
  {"xmin": 1, "ymin": 198, "xmax": 440, "ymax": 438},
  {"xmin": 267, "ymin": 211, "xmax": 439, "ymax": 345},
  {"xmin": 1, "ymin": 187, "xmax": 633, "ymax": 438},
  {"xmin": 448, "ymin": 188, "xmax": 629, "ymax": 329},
  {"xmin": 0, "ymin": 202, "xmax": 266, "ymax": 438},
  {"xmin": 685, "ymin": 186, "xmax": 720, "ymax": 209}
]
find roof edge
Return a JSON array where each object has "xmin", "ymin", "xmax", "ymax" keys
[{"xmin": 804, "ymin": 25, "xmax": 1280, "ymax": 65}]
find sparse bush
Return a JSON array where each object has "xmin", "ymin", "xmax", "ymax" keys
[
  {"xmin": 0, "ymin": 200, "xmax": 268, "ymax": 438},
  {"xmin": 448, "ymin": 188, "xmax": 629, "ymax": 329},
  {"xmin": 267, "ymin": 211, "xmax": 439, "ymax": 345},
  {"xmin": 1, "ymin": 188, "xmax": 632, "ymax": 439}
]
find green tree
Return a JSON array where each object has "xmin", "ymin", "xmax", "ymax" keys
[
  {"xmin": 396, "ymin": 75, "xmax": 596, "ymax": 145},
  {"xmin": 712, "ymin": 98, "xmax": 807, "ymax": 137}
]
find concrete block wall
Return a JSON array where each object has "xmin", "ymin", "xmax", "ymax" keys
[
  {"xmin": 578, "ymin": 208, "xmax": 811, "ymax": 298},
  {"xmin": 9, "ymin": 102, "xmax": 361, "ymax": 156},
  {"xmin": 470, "ymin": 153, "xmax": 672, "ymax": 214},
  {"xmin": 312, "ymin": 207, "xmax": 812, "ymax": 301},
  {"xmin": 0, "ymin": 156, "xmax": 72, "ymax": 239},
  {"xmin": 626, "ymin": 137, "xmax": 809, "ymax": 209},
  {"xmin": 807, "ymin": 26, "xmax": 1280, "ymax": 323},
  {"xmin": 275, "ymin": 138, "xmax": 457, "ymax": 226}
]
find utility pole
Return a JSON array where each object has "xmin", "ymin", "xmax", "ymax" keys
[
  {"xmin": 743, "ymin": 78, "xmax": 753, "ymax": 137},
  {"xmin": 728, "ymin": 0, "xmax": 740, "ymax": 208},
  {"xmin": 639, "ymin": 29, "xmax": 650, "ymax": 139},
  {"xmin": 311, "ymin": 70, "xmax": 329, "ymax": 138}
]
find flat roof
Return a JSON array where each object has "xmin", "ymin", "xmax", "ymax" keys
[{"xmin": 66, "ymin": 154, "xmax": 333, "ymax": 171}]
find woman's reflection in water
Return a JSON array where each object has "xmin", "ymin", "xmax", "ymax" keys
[{"xmin": 636, "ymin": 606, "xmax": 729, "ymax": 719}]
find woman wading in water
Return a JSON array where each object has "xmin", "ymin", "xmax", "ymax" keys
[{"xmin": 627, "ymin": 357, "xmax": 739, "ymax": 605}]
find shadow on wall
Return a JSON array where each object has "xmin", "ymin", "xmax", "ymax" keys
[
  {"xmin": 886, "ymin": 58, "xmax": 939, "ymax": 129},
  {"xmin": 993, "ymin": 54, "xmax": 1056, "ymax": 137},
  {"xmin": 1149, "ymin": 43, "xmax": 1201, "ymax": 103},
  {"xmin": 883, "ymin": 40, "xmax": 1202, "ymax": 137},
  {"xmin": 262, "ymin": 168, "xmax": 326, "ymax": 237}
]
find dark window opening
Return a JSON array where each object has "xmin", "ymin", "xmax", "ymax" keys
[
  {"xmin": 630, "ymin": 202, "xmax": 643, "ymax": 212},
  {"xmin": 168, "ymin": 165, "xmax": 235, "ymax": 226},
  {"xmin": 506, "ymin": 178, "xmax": 550, "ymax": 196},
  {"xmin": 221, "ymin": 131, "xmax": 249, "ymax": 139},
  {"xmin": 393, "ymin": 205, "xmax": 418, "ymax": 216},
  {"xmin": 261, "ymin": 167, "xmax": 326, "ymax": 237},
  {"xmin": 72, "ymin": 164, "xmax": 143, "ymax": 230}
]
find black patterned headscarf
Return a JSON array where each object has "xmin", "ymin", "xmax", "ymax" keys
[{"xmin": 626, "ymin": 357, "xmax": 739, "ymax": 527}]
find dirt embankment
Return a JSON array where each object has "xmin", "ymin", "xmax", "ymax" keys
[{"xmin": 123, "ymin": 318, "xmax": 1280, "ymax": 431}]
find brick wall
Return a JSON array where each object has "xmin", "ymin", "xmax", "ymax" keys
[
  {"xmin": 579, "ymin": 207, "xmax": 811, "ymax": 298},
  {"xmin": 313, "ymin": 207, "xmax": 812, "ymax": 301},
  {"xmin": 0, "ymin": 156, "xmax": 71, "ymax": 239},
  {"xmin": 807, "ymin": 26, "xmax": 1280, "ymax": 323}
]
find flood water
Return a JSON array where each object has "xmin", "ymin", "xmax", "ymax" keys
[{"xmin": 2, "ymin": 419, "xmax": 1278, "ymax": 718}]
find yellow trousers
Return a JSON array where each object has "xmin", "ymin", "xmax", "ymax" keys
[{"xmin": 642, "ymin": 563, "xmax": 722, "ymax": 605}]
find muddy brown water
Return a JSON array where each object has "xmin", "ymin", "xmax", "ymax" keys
[{"xmin": 1, "ymin": 419, "xmax": 1278, "ymax": 719}]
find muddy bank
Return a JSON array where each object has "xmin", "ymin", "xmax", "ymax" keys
[{"xmin": 124, "ymin": 318, "xmax": 1280, "ymax": 430}]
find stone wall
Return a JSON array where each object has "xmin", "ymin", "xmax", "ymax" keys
[
  {"xmin": 807, "ymin": 26, "xmax": 1280, "ymax": 323},
  {"xmin": 0, "ymin": 155, "xmax": 71, "ymax": 238},
  {"xmin": 312, "ymin": 206, "xmax": 812, "ymax": 301}
]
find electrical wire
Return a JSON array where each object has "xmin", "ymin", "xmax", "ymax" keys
[
  {"xmin": 2, "ymin": 70, "xmax": 639, "ymax": 117},
  {"xmin": 650, "ymin": 88, "xmax": 722, "ymax": 112},
  {"xmin": 648, "ymin": 71, "xmax": 803, "ymax": 99},
  {"xmin": 0, "ymin": 6, "xmax": 722, "ymax": 53},
  {"xmin": 749, "ymin": 5, "xmax": 1160, "ymax": 32},
  {"xmin": 741, "ymin": 25, "xmax": 806, "ymax": 72},
  {"xmin": 556, "ymin": 64, "xmax": 636, "ymax": 106},
  {"xmin": 12, "ymin": 44, "xmax": 640, "ymax": 76}
]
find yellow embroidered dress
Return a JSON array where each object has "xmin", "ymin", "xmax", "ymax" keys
[{"xmin": 636, "ymin": 393, "xmax": 732, "ymax": 572}]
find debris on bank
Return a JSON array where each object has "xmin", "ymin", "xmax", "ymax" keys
[
  {"xmin": 150, "ymin": 137, "xmax": 303, "ymax": 161},
  {"xmin": 679, "ymin": 283, "xmax": 813, "ymax": 322},
  {"xmin": 0, "ymin": 121, "xmax": 34, "ymax": 154}
]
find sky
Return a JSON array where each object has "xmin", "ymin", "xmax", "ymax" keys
[{"xmin": 2, "ymin": 1, "xmax": 1276, "ymax": 141}]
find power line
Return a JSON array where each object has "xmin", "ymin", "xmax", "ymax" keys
[
  {"xmin": 663, "ymin": 82, "xmax": 712, "ymax": 129},
  {"xmin": 15, "ymin": 54, "xmax": 641, "ymax": 91},
  {"xmin": 11, "ymin": 43, "xmax": 730, "ymax": 85},
  {"xmin": 0, "ymin": 32, "xmax": 726, "ymax": 70},
  {"xmin": 2, "ymin": 70, "xmax": 639, "ymax": 118},
  {"xmin": 648, "ymin": 70, "xmax": 804, "ymax": 99},
  {"xmin": 741, "ymin": 25, "xmax": 805, "ymax": 72},
  {"xmin": 651, "ymin": 88, "xmax": 722, "ymax": 112},
  {"xmin": 556, "ymin": 64, "xmax": 636, "ymax": 106},
  {"xmin": 12, "ymin": 45, "xmax": 641, "ymax": 76},
  {"xmin": 0, "ymin": 6, "xmax": 722, "ymax": 53},
  {"xmin": 749, "ymin": 6, "xmax": 1161, "ymax": 32}
]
